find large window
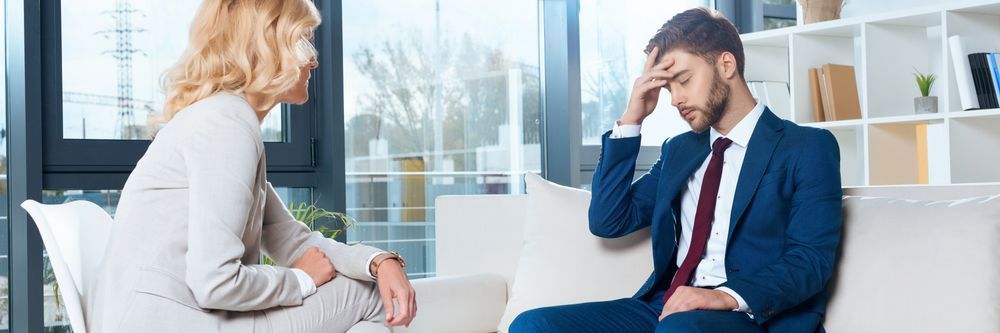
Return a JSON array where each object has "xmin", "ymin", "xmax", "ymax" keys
[
  {"xmin": 341, "ymin": 0, "xmax": 542, "ymax": 278},
  {"xmin": 1, "ymin": 2, "xmax": 9, "ymax": 329},
  {"xmin": 30, "ymin": 0, "xmax": 322, "ymax": 330},
  {"xmin": 59, "ymin": 0, "xmax": 282, "ymax": 141},
  {"xmin": 579, "ymin": 0, "xmax": 709, "ymax": 147}
]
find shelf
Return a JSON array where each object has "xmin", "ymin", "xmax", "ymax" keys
[
  {"xmin": 949, "ymin": 117, "xmax": 1000, "ymax": 183},
  {"xmin": 869, "ymin": 12, "xmax": 943, "ymax": 27},
  {"xmin": 801, "ymin": 119, "xmax": 864, "ymax": 129},
  {"xmin": 744, "ymin": 0, "xmax": 1000, "ymax": 186},
  {"xmin": 790, "ymin": 31, "xmax": 861, "ymax": 124},
  {"xmin": 866, "ymin": 113, "xmax": 946, "ymax": 125},
  {"xmin": 827, "ymin": 126, "xmax": 865, "ymax": 187},
  {"xmin": 744, "ymin": 35, "xmax": 791, "ymax": 121},
  {"xmin": 742, "ymin": 33, "xmax": 788, "ymax": 47},
  {"xmin": 945, "ymin": 9, "xmax": 1000, "ymax": 112},
  {"xmin": 864, "ymin": 17, "xmax": 946, "ymax": 117},
  {"xmin": 947, "ymin": 108, "xmax": 1000, "ymax": 119},
  {"xmin": 949, "ymin": 1, "xmax": 1000, "ymax": 15}
]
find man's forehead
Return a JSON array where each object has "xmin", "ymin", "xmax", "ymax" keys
[{"xmin": 656, "ymin": 49, "xmax": 700, "ymax": 68}]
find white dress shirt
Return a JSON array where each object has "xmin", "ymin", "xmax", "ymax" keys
[{"xmin": 610, "ymin": 101, "xmax": 767, "ymax": 314}]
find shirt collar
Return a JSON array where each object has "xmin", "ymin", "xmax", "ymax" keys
[{"xmin": 710, "ymin": 100, "xmax": 765, "ymax": 150}]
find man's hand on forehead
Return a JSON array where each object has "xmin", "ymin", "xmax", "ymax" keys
[{"xmin": 643, "ymin": 47, "xmax": 680, "ymax": 85}]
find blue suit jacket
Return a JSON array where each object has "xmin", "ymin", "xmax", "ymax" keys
[{"xmin": 589, "ymin": 108, "xmax": 843, "ymax": 333}]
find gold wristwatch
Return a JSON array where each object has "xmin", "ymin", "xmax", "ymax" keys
[{"xmin": 371, "ymin": 251, "xmax": 406, "ymax": 278}]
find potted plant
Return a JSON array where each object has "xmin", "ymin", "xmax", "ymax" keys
[
  {"xmin": 913, "ymin": 68, "xmax": 937, "ymax": 114},
  {"xmin": 798, "ymin": 0, "xmax": 844, "ymax": 24},
  {"xmin": 261, "ymin": 201, "xmax": 357, "ymax": 265}
]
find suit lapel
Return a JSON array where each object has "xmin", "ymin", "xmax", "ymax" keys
[
  {"xmin": 661, "ymin": 131, "xmax": 711, "ymax": 208},
  {"xmin": 728, "ymin": 108, "xmax": 784, "ymax": 240}
]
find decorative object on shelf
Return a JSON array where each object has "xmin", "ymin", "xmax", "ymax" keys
[
  {"xmin": 798, "ymin": 0, "xmax": 844, "ymax": 24},
  {"xmin": 913, "ymin": 68, "xmax": 938, "ymax": 114}
]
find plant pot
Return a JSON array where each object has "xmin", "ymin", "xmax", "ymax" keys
[
  {"xmin": 799, "ymin": 0, "xmax": 844, "ymax": 24},
  {"xmin": 914, "ymin": 96, "xmax": 938, "ymax": 114}
]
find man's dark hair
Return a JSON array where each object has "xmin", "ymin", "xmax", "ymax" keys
[{"xmin": 645, "ymin": 7, "xmax": 745, "ymax": 78}]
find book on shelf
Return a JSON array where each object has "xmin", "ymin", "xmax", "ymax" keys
[
  {"xmin": 950, "ymin": 35, "xmax": 1000, "ymax": 110},
  {"xmin": 820, "ymin": 64, "xmax": 861, "ymax": 121},
  {"xmin": 818, "ymin": 69, "xmax": 833, "ymax": 121},
  {"xmin": 949, "ymin": 36, "xmax": 980, "ymax": 110},
  {"xmin": 808, "ymin": 68, "xmax": 825, "ymax": 122},
  {"xmin": 969, "ymin": 52, "xmax": 999, "ymax": 109},
  {"xmin": 988, "ymin": 52, "xmax": 1000, "ymax": 106}
]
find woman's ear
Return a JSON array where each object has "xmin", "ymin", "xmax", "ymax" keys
[{"xmin": 718, "ymin": 52, "xmax": 738, "ymax": 80}]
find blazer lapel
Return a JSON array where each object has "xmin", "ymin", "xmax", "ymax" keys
[
  {"xmin": 728, "ymin": 108, "xmax": 784, "ymax": 240},
  {"xmin": 661, "ymin": 131, "xmax": 711, "ymax": 205}
]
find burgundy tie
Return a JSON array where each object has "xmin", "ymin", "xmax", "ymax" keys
[{"xmin": 664, "ymin": 137, "xmax": 733, "ymax": 302}]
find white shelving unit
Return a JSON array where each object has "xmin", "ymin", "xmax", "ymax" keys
[{"xmin": 741, "ymin": 0, "xmax": 1000, "ymax": 186}]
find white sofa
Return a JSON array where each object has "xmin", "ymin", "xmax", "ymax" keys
[{"xmin": 396, "ymin": 177, "xmax": 1000, "ymax": 333}]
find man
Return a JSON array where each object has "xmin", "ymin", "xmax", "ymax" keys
[{"xmin": 510, "ymin": 7, "xmax": 842, "ymax": 333}]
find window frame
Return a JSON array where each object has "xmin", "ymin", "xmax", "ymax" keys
[{"xmin": 39, "ymin": 0, "xmax": 318, "ymax": 191}]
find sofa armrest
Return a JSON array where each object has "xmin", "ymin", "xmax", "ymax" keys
[{"xmin": 392, "ymin": 274, "xmax": 508, "ymax": 333}]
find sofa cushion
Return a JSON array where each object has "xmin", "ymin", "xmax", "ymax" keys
[
  {"xmin": 825, "ymin": 194, "xmax": 1000, "ymax": 333},
  {"xmin": 497, "ymin": 173, "xmax": 653, "ymax": 332}
]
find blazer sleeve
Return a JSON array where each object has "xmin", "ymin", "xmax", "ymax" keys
[
  {"xmin": 260, "ymin": 182, "xmax": 383, "ymax": 282},
  {"xmin": 588, "ymin": 131, "xmax": 666, "ymax": 238},
  {"xmin": 720, "ymin": 129, "xmax": 844, "ymax": 324},
  {"xmin": 182, "ymin": 113, "xmax": 305, "ymax": 311}
]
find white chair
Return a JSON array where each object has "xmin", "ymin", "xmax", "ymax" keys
[{"xmin": 21, "ymin": 199, "xmax": 114, "ymax": 333}]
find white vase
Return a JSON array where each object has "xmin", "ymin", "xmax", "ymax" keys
[{"xmin": 799, "ymin": 0, "xmax": 844, "ymax": 24}]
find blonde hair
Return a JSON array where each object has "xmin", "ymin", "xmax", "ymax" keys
[{"xmin": 159, "ymin": 0, "xmax": 320, "ymax": 122}]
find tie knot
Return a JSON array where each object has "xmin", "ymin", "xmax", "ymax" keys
[{"xmin": 712, "ymin": 137, "xmax": 733, "ymax": 156}]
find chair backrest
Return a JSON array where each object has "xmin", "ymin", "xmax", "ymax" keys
[
  {"xmin": 21, "ymin": 199, "xmax": 114, "ymax": 333},
  {"xmin": 435, "ymin": 194, "xmax": 527, "ymax": 285}
]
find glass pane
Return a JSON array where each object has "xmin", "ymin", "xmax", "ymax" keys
[
  {"xmin": 38, "ymin": 187, "xmax": 308, "ymax": 331},
  {"xmin": 60, "ymin": 0, "xmax": 284, "ymax": 142},
  {"xmin": 764, "ymin": 17, "xmax": 797, "ymax": 30},
  {"xmin": 579, "ymin": 0, "xmax": 709, "ymax": 146},
  {"xmin": 763, "ymin": 0, "xmax": 796, "ymax": 5},
  {"xmin": 342, "ymin": 0, "xmax": 542, "ymax": 279},
  {"xmin": 1, "ymin": 4, "xmax": 9, "ymax": 329}
]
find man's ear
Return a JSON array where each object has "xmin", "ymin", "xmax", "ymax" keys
[{"xmin": 717, "ymin": 52, "xmax": 738, "ymax": 80}]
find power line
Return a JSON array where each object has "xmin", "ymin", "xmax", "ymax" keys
[{"xmin": 95, "ymin": 0, "xmax": 147, "ymax": 140}]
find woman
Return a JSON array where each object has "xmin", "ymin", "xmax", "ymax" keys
[{"xmin": 86, "ymin": 1, "xmax": 415, "ymax": 332}]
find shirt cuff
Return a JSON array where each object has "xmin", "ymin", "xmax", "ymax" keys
[
  {"xmin": 291, "ymin": 268, "xmax": 317, "ymax": 298},
  {"xmin": 610, "ymin": 121, "xmax": 641, "ymax": 139},
  {"xmin": 716, "ymin": 287, "xmax": 751, "ymax": 313},
  {"xmin": 366, "ymin": 251, "xmax": 389, "ymax": 279}
]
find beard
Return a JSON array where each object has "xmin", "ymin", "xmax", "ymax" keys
[{"xmin": 686, "ymin": 69, "xmax": 731, "ymax": 133}]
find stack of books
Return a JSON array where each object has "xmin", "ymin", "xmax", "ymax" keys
[
  {"xmin": 949, "ymin": 35, "xmax": 1000, "ymax": 110},
  {"xmin": 808, "ymin": 63, "xmax": 862, "ymax": 123}
]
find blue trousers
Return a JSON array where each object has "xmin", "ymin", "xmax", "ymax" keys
[{"xmin": 509, "ymin": 291, "xmax": 764, "ymax": 333}]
